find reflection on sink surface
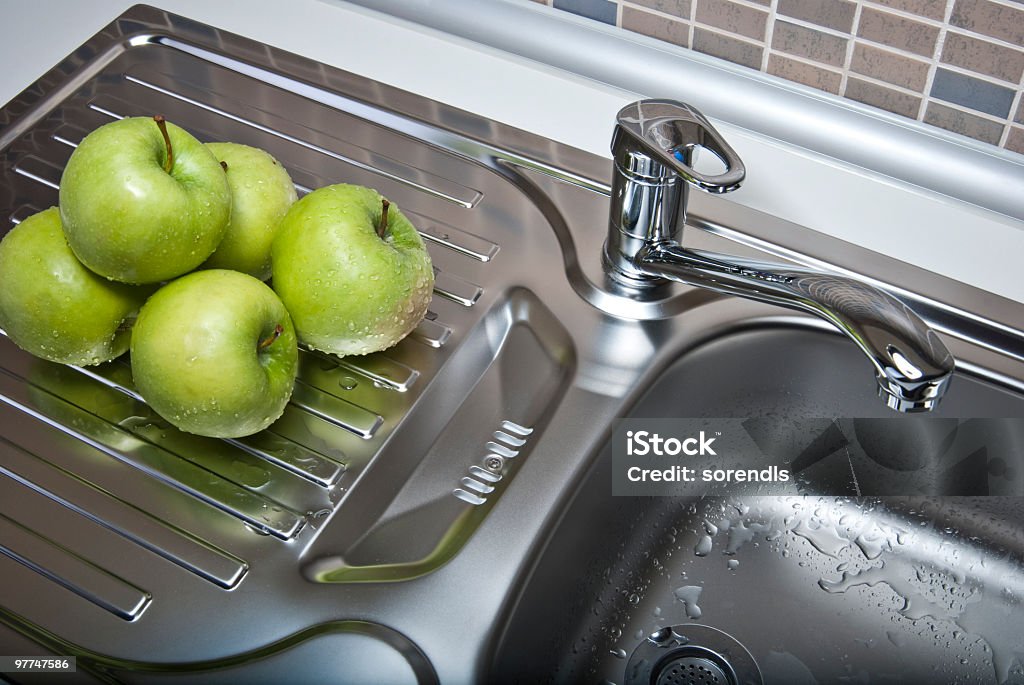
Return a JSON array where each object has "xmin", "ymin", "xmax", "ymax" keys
[{"xmin": 491, "ymin": 326, "xmax": 1024, "ymax": 685}]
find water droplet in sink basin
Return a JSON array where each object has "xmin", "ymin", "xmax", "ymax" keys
[
  {"xmin": 673, "ymin": 585, "xmax": 703, "ymax": 619},
  {"xmin": 793, "ymin": 520, "xmax": 849, "ymax": 557}
]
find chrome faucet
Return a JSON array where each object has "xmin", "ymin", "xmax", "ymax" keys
[{"xmin": 604, "ymin": 99, "xmax": 955, "ymax": 412}]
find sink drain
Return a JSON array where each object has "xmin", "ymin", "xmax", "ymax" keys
[
  {"xmin": 625, "ymin": 625, "xmax": 762, "ymax": 685},
  {"xmin": 654, "ymin": 654, "xmax": 730, "ymax": 685}
]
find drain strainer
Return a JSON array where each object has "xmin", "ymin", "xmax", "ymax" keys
[
  {"xmin": 625, "ymin": 624, "xmax": 762, "ymax": 685},
  {"xmin": 655, "ymin": 654, "xmax": 730, "ymax": 685}
]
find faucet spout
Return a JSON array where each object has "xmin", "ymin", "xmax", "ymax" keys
[
  {"xmin": 604, "ymin": 99, "xmax": 955, "ymax": 412},
  {"xmin": 636, "ymin": 242, "xmax": 955, "ymax": 412}
]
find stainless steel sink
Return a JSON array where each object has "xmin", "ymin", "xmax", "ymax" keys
[
  {"xmin": 488, "ymin": 324, "xmax": 1024, "ymax": 684},
  {"xmin": 1, "ymin": 6, "xmax": 1022, "ymax": 684}
]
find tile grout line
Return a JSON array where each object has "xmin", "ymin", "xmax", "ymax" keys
[
  {"xmin": 599, "ymin": 0, "xmax": 1022, "ymax": 148},
  {"xmin": 851, "ymin": 71, "xmax": 939, "ymax": 98},
  {"xmin": 859, "ymin": 1, "xmax": 947, "ymax": 26},
  {"xmin": 850, "ymin": 36, "xmax": 1023, "ymax": 89},
  {"xmin": 929, "ymin": 61, "xmax": 1024, "ymax": 89},
  {"xmin": 619, "ymin": 1, "xmax": 689, "ymax": 24},
  {"xmin": 760, "ymin": 9, "xmax": 1023, "ymax": 57},
  {"xmin": 760, "ymin": 0, "xmax": 779, "ymax": 72},
  {"xmin": 690, "ymin": 20, "xmax": 770, "ymax": 46},
  {"xmin": 689, "ymin": 0, "xmax": 698, "ymax": 51},
  {"xmin": 773, "ymin": 14, "xmax": 863, "ymax": 40},
  {"xmin": 790, "ymin": 0, "xmax": 1023, "ymax": 52},
  {"xmin": 718, "ymin": 0, "xmax": 774, "ymax": 11},
  {"xmin": 919, "ymin": 0, "xmax": 957, "ymax": 122},
  {"xmin": 999, "ymin": 71, "xmax": 1024, "ymax": 148},
  {"xmin": 690, "ymin": 23, "xmax": 777, "ymax": 49},
  {"xmin": 929, "ymin": 96, "xmax": 1016, "ymax": 125},
  {"xmin": 933, "ymin": 25, "xmax": 1024, "ymax": 53},
  {"xmin": 617, "ymin": 1, "xmax": 1024, "ymax": 71},
  {"xmin": 839, "ymin": 2, "xmax": 864, "ymax": 97},
  {"xmin": 981, "ymin": 0, "xmax": 1024, "ymax": 10},
  {"xmin": 772, "ymin": 14, "xmax": 1010, "ymax": 72},
  {"xmin": 765, "ymin": 49, "xmax": 844, "ymax": 74}
]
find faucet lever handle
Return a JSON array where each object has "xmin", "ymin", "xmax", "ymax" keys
[{"xmin": 615, "ymin": 100, "xmax": 745, "ymax": 194}]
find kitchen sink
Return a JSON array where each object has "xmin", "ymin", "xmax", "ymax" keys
[
  {"xmin": 0, "ymin": 6, "xmax": 1022, "ymax": 684},
  {"xmin": 488, "ymin": 324, "xmax": 1024, "ymax": 684}
]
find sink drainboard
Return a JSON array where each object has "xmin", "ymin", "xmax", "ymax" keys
[{"xmin": 0, "ymin": 6, "xmax": 580, "ymax": 677}]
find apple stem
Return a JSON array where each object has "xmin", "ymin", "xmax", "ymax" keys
[
  {"xmin": 153, "ymin": 115, "xmax": 174, "ymax": 174},
  {"xmin": 220, "ymin": 160, "xmax": 229, "ymax": 172},
  {"xmin": 258, "ymin": 324, "xmax": 284, "ymax": 352},
  {"xmin": 376, "ymin": 199, "xmax": 390, "ymax": 239}
]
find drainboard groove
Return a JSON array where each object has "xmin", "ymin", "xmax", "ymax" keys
[
  {"xmin": 49, "ymin": 118, "xmax": 500, "ymax": 265},
  {"xmin": 8, "ymin": 204, "xmax": 42, "ymax": 224},
  {"xmin": 0, "ymin": 355, "xmax": 306, "ymax": 541},
  {"xmin": 0, "ymin": 436, "xmax": 247, "ymax": 589},
  {"xmin": 0, "ymin": 512, "xmax": 152, "ymax": 621},
  {"xmin": 68, "ymin": 356, "xmax": 350, "ymax": 488},
  {"xmin": 14, "ymin": 134, "xmax": 485, "ymax": 309},
  {"xmin": 96, "ymin": 67, "xmax": 483, "ymax": 208}
]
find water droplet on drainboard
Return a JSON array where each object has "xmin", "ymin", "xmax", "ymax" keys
[
  {"xmin": 339, "ymin": 376, "xmax": 358, "ymax": 390},
  {"xmin": 251, "ymin": 526, "xmax": 271, "ymax": 536}
]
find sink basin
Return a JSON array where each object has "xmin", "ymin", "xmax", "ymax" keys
[
  {"xmin": 489, "ymin": 324, "xmax": 1024, "ymax": 684},
  {"xmin": 1, "ymin": 7, "xmax": 1023, "ymax": 684}
]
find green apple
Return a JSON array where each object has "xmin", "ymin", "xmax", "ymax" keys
[
  {"xmin": 271, "ymin": 184, "xmax": 434, "ymax": 356},
  {"xmin": 59, "ymin": 115, "xmax": 231, "ymax": 284},
  {"xmin": 130, "ymin": 269, "xmax": 298, "ymax": 438},
  {"xmin": 0, "ymin": 207, "xmax": 152, "ymax": 365},
  {"xmin": 200, "ymin": 142, "xmax": 297, "ymax": 280}
]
